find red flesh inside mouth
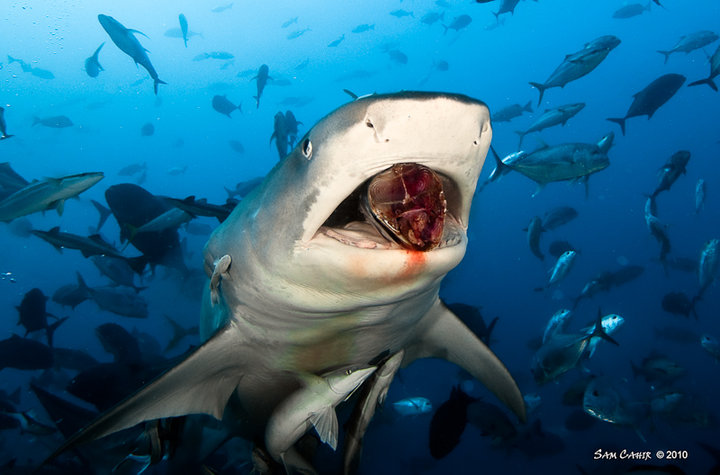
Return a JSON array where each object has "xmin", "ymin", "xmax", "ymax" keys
[{"xmin": 365, "ymin": 163, "xmax": 447, "ymax": 251}]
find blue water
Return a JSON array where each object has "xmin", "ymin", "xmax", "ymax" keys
[{"xmin": 1, "ymin": 0, "xmax": 719, "ymax": 473}]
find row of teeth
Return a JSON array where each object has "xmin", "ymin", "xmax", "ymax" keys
[{"xmin": 321, "ymin": 224, "xmax": 462, "ymax": 250}]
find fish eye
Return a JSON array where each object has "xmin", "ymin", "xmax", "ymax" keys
[{"xmin": 302, "ymin": 138, "xmax": 312, "ymax": 159}]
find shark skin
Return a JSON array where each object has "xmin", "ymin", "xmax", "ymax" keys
[{"xmin": 47, "ymin": 92, "xmax": 526, "ymax": 472}]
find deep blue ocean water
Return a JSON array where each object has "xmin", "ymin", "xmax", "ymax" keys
[{"xmin": 1, "ymin": 0, "xmax": 719, "ymax": 473}]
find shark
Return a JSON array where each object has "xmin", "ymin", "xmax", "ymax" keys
[{"xmin": 48, "ymin": 91, "xmax": 525, "ymax": 472}]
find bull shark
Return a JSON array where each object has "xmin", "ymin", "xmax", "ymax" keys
[
  {"xmin": 98, "ymin": 14, "xmax": 166, "ymax": 94},
  {"xmin": 47, "ymin": 92, "xmax": 525, "ymax": 472}
]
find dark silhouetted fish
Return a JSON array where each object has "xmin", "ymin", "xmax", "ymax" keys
[
  {"xmin": 542, "ymin": 206, "xmax": 578, "ymax": 230},
  {"xmin": 105, "ymin": 184, "xmax": 185, "ymax": 271},
  {"xmin": 352, "ymin": 24, "xmax": 375, "ymax": 33},
  {"xmin": 661, "ymin": 292, "xmax": 696, "ymax": 318},
  {"xmin": 211, "ymin": 3, "xmax": 233, "ymax": 13},
  {"xmin": 494, "ymin": 0, "xmax": 522, "ymax": 19},
  {"xmin": 0, "ymin": 107, "xmax": 13, "ymax": 140},
  {"xmin": 284, "ymin": 110, "xmax": 301, "ymax": 148},
  {"xmin": 140, "ymin": 123, "xmax": 155, "ymax": 136},
  {"xmin": 52, "ymin": 347, "xmax": 99, "ymax": 372},
  {"xmin": 271, "ymin": 111, "xmax": 289, "ymax": 159},
  {"xmin": 516, "ymin": 103, "xmax": 584, "ymax": 147},
  {"xmin": 33, "ymin": 115, "xmax": 73, "ymax": 128},
  {"xmin": 493, "ymin": 101, "xmax": 532, "ymax": 123},
  {"xmin": 530, "ymin": 36, "xmax": 620, "ymax": 105},
  {"xmin": 281, "ymin": 16, "xmax": 298, "ymax": 28},
  {"xmin": 31, "ymin": 226, "xmax": 125, "ymax": 259},
  {"xmin": 84, "ymin": 43, "xmax": 104, "ymax": 77},
  {"xmin": 0, "ymin": 335, "xmax": 54, "ymax": 371},
  {"xmin": 429, "ymin": 386, "xmax": 476, "ymax": 459},
  {"xmin": 193, "ymin": 51, "xmax": 234, "ymax": 61},
  {"xmin": 211, "ymin": 95, "xmax": 241, "ymax": 118},
  {"xmin": 224, "ymin": 177, "xmax": 263, "ymax": 200},
  {"xmin": 387, "ymin": 49, "xmax": 408, "ymax": 64},
  {"xmin": 443, "ymin": 14, "xmax": 471, "ymax": 34},
  {"xmin": 228, "ymin": 140, "xmax": 245, "ymax": 154},
  {"xmin": 96, "ymin": 323, "xmax": 143, "ymax": 365},
  {"xmin": 52, "ymin": 283, "xmax": 90, "ymax": 309},
  {"xmin": 165, "ymin": 195, "xmax": 236, "ymax": 223},
  {"xmin": 178, "ymin": 14, "xmax": 189, "ymax": 48},
  {"xmin": 31, "ymin": 384, "xmax": 98, "ymax": 439},
  {"xmin": 77, "ymin": 273, "xmax": 149, "ymax": 319},
  {"xmin": 612, "ymin": 3, "xmax": 651, "ymax": 19},
  {"xmin": 651, "ymin": 150, "xmax": 690, "ymax": 198},
  {"xmin": 466, "ymin": 399, "xmax": 517, "ymax": 442},
  {"xmin": 688, "ymin": 42, "xmax": 720, "ymax": 91},
  {"xmin": 164, "ymin": 315, "xmax": 199, "ymax": 353},
  {"xmin": 446, "ymin": 302, "xmax": 498, "ymax": 346},
  {"xmin": 91, "ymin": 255, "xmax": 146, "ymax": 291},
  {"xmin": 118, "ymin": 162, "xmax": 147, "ymax": 176},
  {"xmin": 253, "ymin": 64, "xmax": 271, "ymax": 108},
  {"xmin": 607, "ymin": 73, "xmax": 685, "ymax": 135},
  {"xmin": 98, "ymin": 14, "xmax": 166, "ymax": 94},
  {"xmin": 525, "ymin": 216, "xmax": 545, "ymax": 261},
  {"xmin": 657, "ymin": 30, "xmax": 719, "ymax": 64},
  {"xmin": 328, "ymin": 34, "xmax": 345, "ymax": 47},
  {"xmin": 16, "ymin": 288, "xmax": 67, "ymax": 346}
]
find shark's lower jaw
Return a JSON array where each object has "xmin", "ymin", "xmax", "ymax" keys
[{"xmin": 317, "ymin": 163, "xmax": 464, "ymax": 251}]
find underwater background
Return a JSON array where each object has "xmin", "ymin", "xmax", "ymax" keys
[{"xmin": 1, "ymin": 0, "xmax": 719, "ymax": 473}]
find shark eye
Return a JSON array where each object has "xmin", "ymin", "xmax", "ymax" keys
[
  {"xmin": 302, "ymin": 138, "xmax": 312, "ymax": 159},
  {"xmin": 365, "ymin": 119, "xmax": 374, "ymax": 128}
]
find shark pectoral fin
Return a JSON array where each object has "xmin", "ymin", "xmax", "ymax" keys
[
  {"xmin": 45, "ymin": 322, "xmax": 247, "ymax": 462},
  {"xmin": 406, "ymin": 300, "xmax": 526, "ymax": 423},
  {"xmin": 309, "ymin": 406, "xmax": 339, "ymax": 450}
]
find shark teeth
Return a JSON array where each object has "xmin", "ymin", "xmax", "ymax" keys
[{"xmin": 320, "ymin": 214, "xmax": 462, "ymax": 251}]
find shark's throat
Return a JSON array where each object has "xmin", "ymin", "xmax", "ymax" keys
[{"xmin": 363, "ymin": 163, "xmax": 446, "ymax": 251}]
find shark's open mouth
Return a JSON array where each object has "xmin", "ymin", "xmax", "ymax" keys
[{"xmin": 319, "ymin": 163, "xmax": 463, "ymax": 251}]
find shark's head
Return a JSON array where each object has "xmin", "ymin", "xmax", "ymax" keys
[{"xmin": 204, "ymin": 92, "xmax": 491, "ymax": 318}]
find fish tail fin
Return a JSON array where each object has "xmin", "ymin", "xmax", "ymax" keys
[
  {"xmin": 32, "ymin": 116, "xmax": 41, "ymax": 126},
  {"xmin": 515, "ymin": 130, "xmax": 526, "ymax": 148},
  {"xmin": 523, "ymin": 100, "xmax": 533, "ymax": 113},
  {"xmin": 606, "ymin": 117, "xmax": 626, "ymax": 136},
  {"xmin": 529, "ymin": 82, "xmax": 545, "ymax": 106},
  {"xmin": 688, "ymin": 77, "xmax": 718, "ymax": 91},
  {"xmin": 125, "ymin": 256, "xmax": 148, "ymax": 276},
  {"xmin": 153, "ymin": 78, "xmax": 167, "ymax": 95},
  {"xmin": 656, "ymin": 50, "xmax": 671, "ymax": 64},
  {"xmin": 46, "ymin": 316, "xmax": 69, "ymax": 347},
  {"xmin": 75, "ymin": 272, "xmax": 89, "ymax": 292},
  {"xmin": 487, "ymin": 146, "xmax": 511, "ymax": 183},
  {"xmin": 442, "ymin": 24, "xmax": 449, "ymax": 35},
  {"xmin": 90, "ymin": 199, "xmax": 111, "ymax": 232},
  {"xmin": 588, "ymin": 308, "xmax": 619, "ymax": 347}
]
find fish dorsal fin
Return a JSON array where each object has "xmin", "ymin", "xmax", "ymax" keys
[
  {"xmin": 403, "ymin": 300, "xmax": 526, "ymax": 423},
  {"xmin": 309, "ymin": 405, "xmax": 338, "ymax": 450},
  {"xmin": 42, "ymin": 322, "xmax": 248, "ymax": 464}
]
